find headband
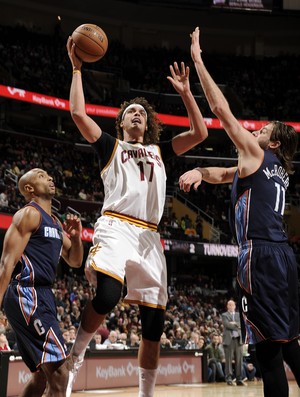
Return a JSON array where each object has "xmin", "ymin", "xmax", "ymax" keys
[{"xmin": 121, "ymin": 103, "xmax": 147, "ymax": 121}]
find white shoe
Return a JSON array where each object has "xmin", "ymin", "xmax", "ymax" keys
[{"xmin": 66, "ymin": 354, "xmax": 83, "ymax": 397}]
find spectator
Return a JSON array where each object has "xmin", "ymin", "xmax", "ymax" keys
[
  {"xmin": 127, "ymin": 331, "xmax": 140, "ymax": 349},
  {"xmin": 89, "ymin": 334, "xmax": 106, "ymax": 350},
  {"xmin": 62, "ymin": 329, "xmax": 73, "ymax": 353},
  {"xmin": 205, "ymin": 333, "xmax": 225, "ymax": 383},
  {"xmin": 0, "ymin": 328, "xmax": 11, "ymax": 351},
  {"xmin": 70, "ymin": 304, "xmax": 81, "ymax": 328},
  {"xmin": 97, "ymin": 323, "xmax": 110, "ymax": 344},
  {"xmin": 185, "ymin": 331, "xmax": 201, "ymax": 350},
  {"xmin": 0, "ymin": 189, "xmax": 8, "ymax": 209},
  {"xmin": 117, "ymin": 333, "xmax": 128, "ymax": 346},
  {"xmin": 242, "ymin": 361, "xmax": 256, "ymax": 381},
  {"xmin": 173, "ymin": 327, "xmax": 188, "ymax": 349},
  {"xmin": 68, "ymin": 326, "xmax": 77, "ymax": 344},
  {"xmin": 0, "ymin": 311, "xmax": 8, "ymax": 328},
  {"xmin": 160, "ymin": 332, "xmax": 172, "ymax": 350},
  {"xmin": 102, "ymin": 330, "xmax": 118, "ymax": 347},
  {"xmin": 57, "ymin": 306, "xmax": 65, "ymax": 322}
]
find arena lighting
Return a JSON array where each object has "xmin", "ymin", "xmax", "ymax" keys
[{"xmin": 0, "ymin": 84, "xmax": 300, "ymax": 132}]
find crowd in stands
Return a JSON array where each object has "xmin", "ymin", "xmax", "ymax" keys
[{"xmin": 0, "ymin": 23, "xmax": 300, "ymax": 122}]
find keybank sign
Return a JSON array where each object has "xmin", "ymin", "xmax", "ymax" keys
[
  {"xmin": 18, "ymin": 370, "xmax": 32, "ymax": 384},
  {"xmin": 6, "ymin": 354, "xmax": 202, "ymax": 393},
  {"xmin": 95, "ymin": 361, "xmax": 195, "ymax": 380}
]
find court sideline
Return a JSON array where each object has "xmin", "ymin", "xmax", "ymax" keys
[{"xmin": 71, "ymin": 381, "xmax": 299, "ymax": 397}]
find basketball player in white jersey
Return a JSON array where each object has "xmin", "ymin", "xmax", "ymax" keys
[{"xmin": 66, "ymin": 36, "xmax": 208, "ymax": 397}]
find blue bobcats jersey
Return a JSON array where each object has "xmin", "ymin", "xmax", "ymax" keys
[
  {"xmin": 12, "ymin": 201, "xmax": 63, "ymax": 286},
  {"xmin": 231, "ymin": 150, "xmax": 289, "ymax": 245},
  {"xmin": 4, "ymin": 202, "xmax": 67, "ymax": 371}
]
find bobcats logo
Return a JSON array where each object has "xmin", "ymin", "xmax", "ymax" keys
[
  {"xmin": 89, "ymin": 243, "xmax": 102, "ymax": 257},
  {"xmin": 241, "ymin": 296, "xmax": 248, "ymax": 313}
]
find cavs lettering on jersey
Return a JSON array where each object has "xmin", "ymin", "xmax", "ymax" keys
[
  {"xmin": 92, "ymin": 132, "xmax": 167, "ymax": 226},
  {"xmin": 231, "ymin": 150, "xmax": 288, "ymax": 246},
  {"xmin": 13, "ymin": 201, "xmax": 63, "ymax": 287}
]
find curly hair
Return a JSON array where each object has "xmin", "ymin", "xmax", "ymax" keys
[
  {"xmin": 115, "ymin": 97, "xmax": 163, "ymax": 145},
  {"xmin": 270, "ymin": 121, "xmax": 298, "ymax": 175}
]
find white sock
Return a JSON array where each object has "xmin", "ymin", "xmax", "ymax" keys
[
  {"xmin": 138, "ymin": 367, "xmax": 158, "ymax": 397},
  {"xmin": 71, "ymin": 326, "xmax": 94, "ymax": 360}
]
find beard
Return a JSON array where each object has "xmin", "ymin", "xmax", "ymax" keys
[{"xmin": 258, "ymin": 139, "xmax": 270, "ymax": 150}]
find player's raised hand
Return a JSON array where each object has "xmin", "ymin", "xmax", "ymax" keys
[
  {"xmin": 179, "ymin": 169, "xmax": 203, "ymax": 192},
  {"xmin": 190, "ymin": 26, "xmax": 203, "ymax": 63},
  {"xmin": 66, "ymin": 36, "xmax": 82, "ymax": 71},
  {"xmin": 64, "ymin": 213, "xmax": 82, "ymax": 239},
  {"xmin": 167, "ymin": 61, "xmax": 190, "ymax": 96}
]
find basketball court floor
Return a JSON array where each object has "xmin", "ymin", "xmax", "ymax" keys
[{"xmin": 71, "ymin": 381, "xmax": 299, "ymax": 397}]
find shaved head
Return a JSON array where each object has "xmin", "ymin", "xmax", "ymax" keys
[
  {"xmin": 19, "ymin": 169, "xmax": 40, "ymax": 198},
  {"xmin": 18, "ymin": 168, "xmax": 53, "ymax": 201}
]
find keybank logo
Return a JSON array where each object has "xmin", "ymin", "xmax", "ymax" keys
[
  {"xmin": 19, "ymin": 370, "xmax": 32, "ymax": 384},
  {"xmin": 95, "ymin": 361, "xmax": 196, "ymax": 379}
]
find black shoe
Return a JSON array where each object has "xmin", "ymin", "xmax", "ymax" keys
[
  {"xmin": 236, "ymin": 380, "xmax": 245, "ymax": 386},
  {"xmin": 227, "ymin": 380, "xmax": 233, "ymax": 385}
]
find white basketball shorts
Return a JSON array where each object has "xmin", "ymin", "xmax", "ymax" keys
[{"xmin": 85, "ymin": 214, "xmax": 168, "ymax": 309}]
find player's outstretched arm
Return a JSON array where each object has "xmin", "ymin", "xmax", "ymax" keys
[
  {"xmin": 179, "ymin": 166, "xmax": 237, "ymax": 192},
  {"xmin": 167, "ymin": 61, "xmax": 208, "ymax": 155},
  {"xmin": 190, "ymin": 27, "xmax": 259, "ymax": 157},
  {"xmin": 67, "ymin": 37, "xmax": 102, "ymax": 143}
]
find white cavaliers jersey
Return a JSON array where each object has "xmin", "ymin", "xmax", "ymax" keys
[{"xmin": 99, "ymin": 137, "xmax": 167, "ymax": 226}]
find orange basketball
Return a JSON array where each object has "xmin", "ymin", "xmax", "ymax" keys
[{"xmin": 72, "ymin": 24, "xmax": 108, "ymax": 63}]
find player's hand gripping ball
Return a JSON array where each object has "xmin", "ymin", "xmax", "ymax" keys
[{"xmin": 72, "ymin": 23, "xmax": 108, "ymax": 62}]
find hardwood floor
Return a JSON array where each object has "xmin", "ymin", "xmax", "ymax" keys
[{"xmin": 71, "ymin": 380, "xmax": 299, "ymax": 397}]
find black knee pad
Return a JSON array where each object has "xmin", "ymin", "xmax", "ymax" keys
[
  {"xmin": 139, "ymin": 305, "xmax": 165, "ymax": 342},
  {"xmin": 91, "ymin": 273, "xmax": 123, "ymax": 314}
]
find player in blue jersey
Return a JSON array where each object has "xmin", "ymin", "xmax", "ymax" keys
[
  {"xmin": 66, "ymin": 35, "xmax": 208, "ymax": 397},
  {"xmin": 0, "ymin": 168, "xmax": 83, "ymax": 397},
  {"xmin": 179, "ymin": 27, "xmax": 300, "ymax": 397}
]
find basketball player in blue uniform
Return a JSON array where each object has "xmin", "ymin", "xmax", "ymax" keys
[
  {"xmin": 66, "ymin": 36, "xmax": 208, "ymax": 397},
  {"xmin": 179, "ymin": 27, "xmax": 300, "ymax": 397},
  {"xmin": 0, "ymin": 168, "xmax": 83, "ymax": 397}
]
